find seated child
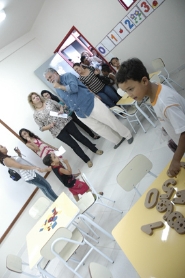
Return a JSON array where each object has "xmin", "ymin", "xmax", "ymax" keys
[
  {"xmin": 109, "ymin": 57, "xmax": 121, "ymax": 72},
  {"xmin": 43, "ymin": 153, "xmax": 92, "ymax": 201},
  {"xmin": 116, "ymin": 58, "xmax": 185, "ymax": 178}
]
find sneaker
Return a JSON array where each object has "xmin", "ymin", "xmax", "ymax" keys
[
  {"xmin": 114, "ymin": 137, "xmax": 125, "ymax": 149},
  {"xmin": 96, "ymin": 150, "xmax": 103, "ymax": 155},
  {"xmin": 87, "ymin": 160, "xmax": 93, "ymax": 168},
  {"xmin": 127, "ymin": 137, "xmax": 134, "ymax": 144}
]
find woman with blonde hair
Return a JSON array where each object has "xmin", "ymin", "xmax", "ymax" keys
[{"xmin": 27, "ymin": 92, "xmax": 103, "ymax": 167}]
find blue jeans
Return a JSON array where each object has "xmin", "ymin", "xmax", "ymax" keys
[
  {"xmin": 27, "ymin": 173, "xmax": 58, "ymax": 202},
  {"xmin": 97, "ymin": 85, "xmax": 120, "ymax": 107}
]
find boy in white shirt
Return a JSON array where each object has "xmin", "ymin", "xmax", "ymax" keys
[{"xmin": 116, "ymin": 58, "xmax": 185, "ymax": 178}]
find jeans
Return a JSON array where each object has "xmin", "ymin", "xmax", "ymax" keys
[
  {"xmin": 57, "ymin": 120, "xmax": 97, "ymax": 163},
  {"xmin": 27, "ymin": 173, "xmax": 58, "ymax": 202},
  {"xmin": 97, "ymin": 85, "xmax": 120, "ymax": 107}
]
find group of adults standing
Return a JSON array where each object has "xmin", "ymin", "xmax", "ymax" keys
[{"xmin": 0, "ymin": 63, "xmax": 133, "ymax": 202}]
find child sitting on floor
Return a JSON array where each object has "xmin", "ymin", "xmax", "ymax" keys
[{"xmin": 43, "ymin": 153, "xmax": 92, "ymax": 201}]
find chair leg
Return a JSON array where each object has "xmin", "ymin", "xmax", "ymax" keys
[
  {"xmin": 96, "ymin": 200, "xmax": 123, "ymax": 213},
  {"xmin": 134, "ymin": 187, "xmax": 141, "ymax": 196},
  {"xmin": 84, "ymin": 239, "xmax": 114, "ymax": 263},
  {"xmin": 78, "ymin": 214, "xmax": 114, "ymax": 240},
  {"xmin": 37, "ymin": 261, "xmax": 55, "ymax": 278},
  {"xmin": 84, "ymin": 211, "xmax": 95, "ymax": 219},
  {"xmin": 73, "ymin": 222, "xmax": 99, "ymax": 243},
  {"xmin": 168, "ymin": 78, "xmax": 184, "ymax": 89},
  {"xmin": 149, "ymin": 171, "xmax": 157, "ymax": 178},
  {"xmin": 143, "ymin": 104, "xmax": 158, "ymax": 120},
  {"xmin": 135, "ymin": 114, "xmax": 146, "ymax": 133}
]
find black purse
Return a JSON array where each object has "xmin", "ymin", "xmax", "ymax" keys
[
  {"xmin": 97, "ymin": 75, "xmax": 111, "ymax": 85},
  {"xmin": 8, "ymin": 169, "xmax": 21, "ymax": 181}
]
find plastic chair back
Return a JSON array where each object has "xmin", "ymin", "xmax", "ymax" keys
[
  {"xmin": 152, "ymin": 58, "xmax": 165, "ymax": 71},
  {"xmin": 117, "ymin": 154, "xmax": 153, "ymax": 192},
  {"xmin": 29, "ymin": 197, "xmax": 50, "ymax": 219}
]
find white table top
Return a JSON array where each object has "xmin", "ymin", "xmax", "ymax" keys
[{"xmin": 26, "ymin": 192, "xmax": 79, "ymax": 268}]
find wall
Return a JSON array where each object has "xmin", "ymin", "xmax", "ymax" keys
[{"xmin": 1, "ymin": 0, "xmax": 185, "ymax": 276}]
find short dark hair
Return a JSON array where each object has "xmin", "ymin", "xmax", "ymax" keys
[
  {"xmin": 116, "ymin": 58, "xmax": 149, "ymax": 84},
  {"xmin": 80, "ymin": 56, "xmax": 86, "ymax": 63},
  {"xmin": 41, "ymin": 90, "xmax": 60, "ymax": 102},
  {"xmin": 43, "ymin": 154, "xmax": 53, "ymax": 166},
  {"xmin": 73, "ymin": 62, "xmax": 80, "ymax": 68},
  {"xmin": 109, "ymin": 57, "xmax": 119, "ymax": 66},
  {"xmin": 101, "ymin": 64, "xmax": 111, "ymax": 73}
]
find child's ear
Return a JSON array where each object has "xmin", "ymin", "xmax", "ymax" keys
[{"xmin": 142, "ymin": 76, "xmax": 149, "ymax": 84}]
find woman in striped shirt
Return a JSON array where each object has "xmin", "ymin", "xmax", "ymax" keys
[{"xmin": 73, "ymin": 63, "xmax": 120, "ymax": 107}]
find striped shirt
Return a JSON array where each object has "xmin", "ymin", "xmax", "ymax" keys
[
  {"xmin": 9, "ymin": 156, "xmax": 36, "ymax": 181},
  {"xmin": 80, "ymin": 69, "xmax": 104, "ymax": 94}
]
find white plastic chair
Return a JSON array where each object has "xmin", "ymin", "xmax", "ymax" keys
[
  {"xmin": 6, "ymin": 254, "xmax": 42, "ymax": 277},
  {"xmin": 81, "ymin": 173, "xmax": 122, "ymax": 214},
  {"xmin": 152, "ymin": 58, "xmax": 183, "ymax": 90},
  {"xmin": 117, "ymin": 154, "xmax": 157, "ymax": 196},
  {"xmin": 89, "ymin": 262, "xmax": 113, "ymax": 278},
  {"xmin": 38, "ymin": 227, "xmax": 114, "ymax": 278},
  {"xmin": 29, "ymin": 197, "xmax": 50, "ymax": 219}
]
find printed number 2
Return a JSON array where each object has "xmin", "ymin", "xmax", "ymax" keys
[
  {"xmin": 125, "ymin": 19, "xmax": 134, "ymax": 30},
  {"xmin": 141, "ymin": 1, "xmax": 150, "ymax": 12}
]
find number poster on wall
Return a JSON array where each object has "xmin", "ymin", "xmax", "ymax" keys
[{"xmin": 96, "ymin": 0, "xmax": 165, "ymax": 57}]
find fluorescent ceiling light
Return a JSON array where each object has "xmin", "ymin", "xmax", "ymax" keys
[{"xmin": 0, "ymin": 9, "xmax": 6, "ymax": 22}]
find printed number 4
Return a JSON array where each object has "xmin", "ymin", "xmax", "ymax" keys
[{"xmin": 125, "ymin": 19, "xmax": 134, "ymax": 29}]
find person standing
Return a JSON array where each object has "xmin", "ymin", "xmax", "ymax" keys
[
  {"xmin": 43, "ymin": 68, "xmax": 133, "ymax": 149},
  {"xmin": 0, "ymin": 145, "xmax": 58, "ymax": 201},
  {"xmin": 28, "ymin": 92, "xmax": 103, "ymax": 167}
]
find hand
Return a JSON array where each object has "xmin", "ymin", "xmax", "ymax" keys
[
  {"xmin": 62, "ymin": 158, "xmax": 68, "ymax": 164},
  {"xmin": 53, "ymin": 81, "xmax": 62, "ymax": 89},
  {"xmin": 58, "ymin": 107, "xmax": 64, "ymax": 115},
  {"xmin": 14, "ymin": 147, "xmax": 21, "ymax": 156},
  {"xmin": 36, "ymin": 167, "xmax": 45, "ymax": 173},
  {"xmin": 167, "ymin": 160, "xmax": 181, "ymax": 177},
  {"xmin": 49, "ymin": 123, "xmax": 55, "ymax": 129},
  {"xmin": 94, "ymin": 69, "xmax": 100, "ymax": 75}
]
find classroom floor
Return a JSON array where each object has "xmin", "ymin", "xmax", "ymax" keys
[{"xmin": 6, "ymin": 68, "xmax": 185, "ymax": 278}]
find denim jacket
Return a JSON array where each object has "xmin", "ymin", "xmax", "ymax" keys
[{"xmin": 55, "ymin": 73, "xmax": 94, "ymax": 118}]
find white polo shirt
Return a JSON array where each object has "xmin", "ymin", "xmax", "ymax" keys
[{"xmin": 151, "ymin": 84, "xmax": 185, "ymax": 145}]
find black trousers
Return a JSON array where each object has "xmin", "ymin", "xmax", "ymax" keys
[
  {"xmin": 71, "ymin": 112, "xmax": 95, "ymax": 138},
  {"xmin": 57, "ymin": 120, "xmax": 97, "ymax": 163}
]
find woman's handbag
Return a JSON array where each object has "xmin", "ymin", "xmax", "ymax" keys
[{"xmin": 8, "ymin": 169, "xmax": 21, "ymax": 181}]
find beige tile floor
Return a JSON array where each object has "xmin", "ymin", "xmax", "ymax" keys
[{"xmin": 6, "ymin": 68, "xmax": 185, "ymax": 278}]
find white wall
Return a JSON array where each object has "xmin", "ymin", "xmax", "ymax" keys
[{"xmin": 1, "ymin": 0, "xmax": 185, "ymax": 276}]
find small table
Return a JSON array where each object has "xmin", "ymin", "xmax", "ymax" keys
[
  {"xmin": 112, "ymin": 159, "xmax": 185, "ymax": 278},
  {"xmin": 26, "ymin": 192, "xmax": 79, "ymax": 269},
  {"xmin": 117, "ymin": 95, "xmax": 156, "ymax": 128}
]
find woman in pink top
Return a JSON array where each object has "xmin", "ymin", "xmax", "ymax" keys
[{"xmin": 19, "ymin": 128, "xmax": 58, "ymax": 159}]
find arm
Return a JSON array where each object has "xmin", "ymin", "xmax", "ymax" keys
[
  {"xmin": 33, "ymin": 105, "xmax": 55, "ymax": 132},
  {"xmin": 53, "ymin": 73, "xmax": 80, "ymax": 94},
  {"xmin": 59, "ymin": 159, "xmax": 72, "ymax": 175},
  {"xmin": 168, "ymin": 132, "xmax": 185, "ymax": 177},
  {"xmin": 4, "ymin": 157, "xmax": 38, "ymax": 171},
  {"xmin": 165, "ymin": 105, "xmax": 185, "ymax": 177}
]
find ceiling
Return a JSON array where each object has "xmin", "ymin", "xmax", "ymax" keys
[{"xmin": 0, "ymin": 0, "xmax": 45, "ymax": 50}]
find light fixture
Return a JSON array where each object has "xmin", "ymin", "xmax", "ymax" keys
[{"xmin": 0, "ymin": 9, "xmax": 6, "ymax": 22}]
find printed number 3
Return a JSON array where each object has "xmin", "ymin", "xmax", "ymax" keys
[
  {"xmin": 141, "ymin": 1, "xmax": 150, "ymax": 12},
  {"xmin": 125, "ymin": 19, "xmax": 134, "ymax": 29}
]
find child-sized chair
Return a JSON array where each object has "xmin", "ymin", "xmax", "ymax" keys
[
  {"xmin": 6, "ymin": 254, "xmax": 42, "ymax": 277},
  {"xmin": 117, "ymin": 154, "xmax": 157, "ymax": 196},
  {"xmin": 38, "ymin": 227, "xmax": 114, "ymax": 278},
  {"xmin": 89, "ymin": 262, "xmax": 113, "ymax": 278}
]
